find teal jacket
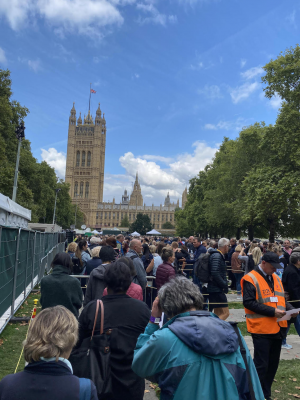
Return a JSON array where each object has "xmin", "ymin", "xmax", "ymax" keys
[{"xmin": 132, "ymin": 311, "xmax": 264, "ymax": 400}]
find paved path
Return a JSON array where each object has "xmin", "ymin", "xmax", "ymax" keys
[
  {"xmin": 144, "ymin": 380, "xmax": 158, "ymax": 400},
  {"xmin": 244, "ymin": 335, "xmax": 300, "ymax": 360}
]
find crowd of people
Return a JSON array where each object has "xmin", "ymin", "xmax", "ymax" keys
[{"xmin": 1, "ymin": 233, "xmax": 300, "ymax": 400}]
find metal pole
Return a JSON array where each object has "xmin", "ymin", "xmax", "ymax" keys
[
  {"xmin": 12, "ymin": 138, "xmax": 22, "ymax": 202},
  {"xmin": 11, "ymin": 228, "xmax": 21, "ymax": 316},
  {"xmin": 31, "ymin": 232, "xmax": 37, "ymax": 289},
  {"xmin": 52, "ymin": 191, "xmax": 58, "ymax": 224},
  {"xmin": 24, "ymin": 231, "xmax": 31, "ymax": 298},
  {"xmin": 75, "ymin": 197, "xmax": 78, "ymax": 228}
]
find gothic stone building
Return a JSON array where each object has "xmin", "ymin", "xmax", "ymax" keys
[{"xmin": 65, "ymin": 103, "xmax": 187, "ymax": 230}]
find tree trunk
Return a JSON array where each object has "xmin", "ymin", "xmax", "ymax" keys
[
  {"xmin": 236, "ymin": 227, "xmax": 241, "ymax": 240},
  {"xmin": 269, "ymin": 220, "xmax": 275, "ymax": 243},
  {"xmin": 248, "ymin": 225, "xmax": 254, "ymax": 241}
]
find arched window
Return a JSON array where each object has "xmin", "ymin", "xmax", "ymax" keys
[
  {"xmin": 82, "ymin": 151, "xmax": 86, "ymax": 167},
  {"xmin": 74, "ymin": 182, "xmax": 78, "ymax": 197},
  {"xmin": 80, "ymin": 182, "xmax": 84, "ymax": 196},
  {"xmin": 85, "ymin": 182, "xmax": 89, "ymax": 198},
  {"xmin": 87, "ymin": 151, "xmax": 91, "ymax": 167},
  {"xmin": 76, "ymin": 151, "xmax": 80, "ymax": 167}
]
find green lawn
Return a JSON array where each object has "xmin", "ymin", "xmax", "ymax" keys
[
  {"xmin": 273, "ymin": 360, "xmax": 300, "ymax": 400},
  {"xmin": 0, "ymin": 291, "xmax": 41, "ymax": 380}
]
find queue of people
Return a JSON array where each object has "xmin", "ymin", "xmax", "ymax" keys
[{"xmin": 1, "ymin": 232, "xmax": 300, "ymax": 400}]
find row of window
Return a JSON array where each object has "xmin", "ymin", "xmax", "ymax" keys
[
  {"xmin": 95, "ymin": 212, "xmax": 173, "ymax": 221},
  {"xmin": 76, "ymin": 151, "xmax": 91, "ymax": 167},
  {"xmin": 74, "ymin": 182, "xmax": 89, "ymax": 198}
]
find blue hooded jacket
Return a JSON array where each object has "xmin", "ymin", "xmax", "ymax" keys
[{"xmin": 132, "ymin": 311, "xmax": 264, "ymax": 400}]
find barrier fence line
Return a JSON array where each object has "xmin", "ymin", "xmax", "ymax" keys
[{"xmin": 0, "ymin": 226, "xmax": 66, "ymax": 335}]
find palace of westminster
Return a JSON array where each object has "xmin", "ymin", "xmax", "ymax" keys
[{"xmin": 65, "ymin": 103, "xmax": 188, "ymax": 230}]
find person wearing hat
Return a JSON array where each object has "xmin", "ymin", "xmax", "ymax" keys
[{"xmin": 241, "ymin": 252, "xmax": 298, "ymax": 400}]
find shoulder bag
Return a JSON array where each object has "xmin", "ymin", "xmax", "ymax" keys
[{"xmin": 69, "ymin": 300, "xmax": 112, "ymax": 399}]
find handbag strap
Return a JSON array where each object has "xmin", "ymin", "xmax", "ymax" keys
[
  {"xmin": 91, "ymin": 300, "xmax": 104, "ymax": 339},
  {"xmin": 230, "ymin": 323, "xmax": 256, "ymax": 400}
]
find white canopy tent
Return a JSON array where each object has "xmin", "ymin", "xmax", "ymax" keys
[
  {"xmin": 92, "ymin": 230, "xmax": 100, "ymax": 234},
  {"xmin": 131, "ymin": 231, "xmax": 141, "ymax": 237},
  {"xmin": 146, "ymin": 229, "xmax": 162, "ymax": 235}
]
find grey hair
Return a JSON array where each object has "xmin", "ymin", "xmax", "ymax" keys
[
  {"xmin": 90, "ymin": 237, "xmax": 100, "ymax": 244},
  {"xmin": 290, "ymin": 252, "xmax": 300, "ymax": 265},
  {"xmin": 218, "ymin": 238, "xmax": 229, "ymax": 249},
  {"xmin": 158, "ymin": 276, "xmax": 204, "ymax": 317}
]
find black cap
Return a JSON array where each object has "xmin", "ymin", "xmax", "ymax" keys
[{"xmin": 261, "ymin": 252, "xmax": 281, "ymax": 269}]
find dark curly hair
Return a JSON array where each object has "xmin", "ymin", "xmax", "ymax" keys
[{"xmin": 104, "ymin": 261, "xmax": 131, "ymax": 293}]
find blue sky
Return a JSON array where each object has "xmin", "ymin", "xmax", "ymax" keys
[{"xmin": 0, "ymin": 0, "xmax": 298, "ymax": 205}]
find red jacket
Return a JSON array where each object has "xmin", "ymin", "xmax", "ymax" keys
[
  {"xmin": 156, "ymin": 262, "xmax": 176, "ymax": 291},
  {"xmin": 102, "ymin": 282, "xmax": 143, "ymax": 301}
]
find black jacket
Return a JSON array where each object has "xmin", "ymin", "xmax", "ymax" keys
[
  {"xmin": 282, "ymin": 263, "xmax": 300, "ymax": 309},
  {"xmin": 76, "ymin": 295, "xmax": 150, "ymax": 400},
  {"xmin": 83, "ymin": 263, "xmax": 111, "ymax": 306},
  {"xmin": 207, "ymin": 249, "xmax": 228, "ymax": 294},
  {"xmin": 243, "ymin": 266, "xmax": 293, "ymax": 338},
  {"xmin": 40, "ymin": 265, "xmax": 82, "ymax": 318},
  {"xmin": 0, "ymin": 360, "xmax": 97, "ymax": 400},
  {"xmin": 85, "ymin": 257, "xmax": 102, "ymax": 276}
]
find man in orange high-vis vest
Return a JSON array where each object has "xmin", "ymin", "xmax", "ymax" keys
[{"xmin": 241, "ymin": 252, "xmax": 299, "ymax": 400}]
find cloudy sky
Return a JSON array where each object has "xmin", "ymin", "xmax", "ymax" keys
[{"xmin": 0, "ymin": 0, "xmax": 298, "ymax": 205}]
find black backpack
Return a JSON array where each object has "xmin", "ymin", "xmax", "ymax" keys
[
  {"xmin": 195, "ymin": 253, "xmax": 211, "ymax": 284},
  {"xmin": 72, "ymin": 256, "xmax": 84, "ymax": 274}
]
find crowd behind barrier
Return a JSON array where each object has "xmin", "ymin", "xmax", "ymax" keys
[{"xmin": 0, "ymin": 226, "xmax": 66, "ymax": 334}]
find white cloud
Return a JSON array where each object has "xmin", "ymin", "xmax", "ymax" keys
[
  {"xmin": 0, "ymin": 47, "xmax": 7, "ymax": 64},
  {"xmin": 269, "ymin": 93, "xmax": 282, "ymax": 109},
  {"xmin": 286, "ymin": 10, "xmax": 297, "ymax": 29},
  {"xmin": 18, "ymin": 57, "xmax": 42, "ymax": 72},
  {"xmin": 190, "ymin": 62, "xmax": 204, "ymax": 70},
  {"xmin": 132, "ymin": 73, "xmax": 140, "ymax": 79},
  {"xmin": 0, "ymin": 0, "xmax": 125, "ymax": 37},
  {"xmin": 240, "ymin": 59, "xmax": 247, "ymax": 68},
  {"xmin": 230, "ymin": 82, "xmax": 259, "ymax": 104},
  {"xmin": 116, "ymin": 141, "xmax": 218, "ymax": 204},
  {"xmin": 141, "ymin": 155, "xmax": 173, "ymax": 163},
  {"xmin": 198, "ymin": 84, "xmax": 223, "ymax": 99},
  {"xmin": 204, "ymin": 117, "xmax": 248, "ymax": 131},
  {"xmin": 241, "ymin": 66, "xmax": 264, "ymax": 80},
  {"xmin": 41, "ymin": 148, "xmax": 66, "ymax": 179},
  {"xmin": 137, "ymin": 2, "xmax": 177, "ymax": 26}
]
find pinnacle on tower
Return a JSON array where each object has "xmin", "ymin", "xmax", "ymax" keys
[{"xmin": 77, "ymin": 112, "xmax": 82, "ymax": 125}]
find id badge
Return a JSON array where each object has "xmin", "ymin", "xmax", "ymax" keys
[{"xmin": 270, "ymin": 297, "xmax": 278, "ymax": 303}]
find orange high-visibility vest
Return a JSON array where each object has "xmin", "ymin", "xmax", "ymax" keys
[{"xmin": 241, "ymin": 270, "xmax": 288, "ymax": 334}]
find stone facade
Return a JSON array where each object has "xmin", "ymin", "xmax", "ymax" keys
[
  {"xmin": 65, "ymin": 103, "xmax": 106, "ymax": 227},
  {"xmin": 65, "ymin": 103, "xmax": 187, "ymax": 229}
]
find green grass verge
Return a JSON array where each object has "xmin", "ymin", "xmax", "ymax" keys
[
  {"xmin": 228, "ymin": 302, "xmax": 245, "ymax": 309},
  {"xmin": 0, "ymin": 291, "xmax": 41, "ymax": 380},
  {"xmin": 273, "ymin": 359, "xmax": 300, "ymax": 400}
]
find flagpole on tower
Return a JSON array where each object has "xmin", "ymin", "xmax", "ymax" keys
[{"xmin": 89, "ymin": 82, "xmax": 91, "ymax": 112}]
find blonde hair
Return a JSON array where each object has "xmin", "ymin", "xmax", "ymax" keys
[
  {"xmin": 24, "ymin": 306, "xmax": 78, "ymax": 363},
  {"xmin": 91, "ymin": 246, "xmax": 101, "ymax": 258},
  {"xmin": 235, "ymin": 244, "xmax": 243, "ymax": 252},
  {"xmin": 249, "ymin": 243, "xmax": 257, "ymax": 253},
  {"xmin": 149, "ymin": 245, "xmax": 156, "ymax": 254},
  {"xmin": 67, "ymin": 242, "xmax": 77, "ymax": 253},
  {"xmin": 171, "ymin": 242, "xmax": 178, "ymax": 249},
  {"xmin": 252, "ymin": 247, "xmax": 262, "ymax": 266}
]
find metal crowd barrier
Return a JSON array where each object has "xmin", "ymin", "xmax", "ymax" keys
[{"xmin": 0, "ymin": 226, "xmax": 66, "ymax": 334}]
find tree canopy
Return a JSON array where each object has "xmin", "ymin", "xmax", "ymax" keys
[
  {"xmin": 130, "ymin": 214, "xmax": 153, "ymax": 235},
  {"xmin": 0, "ymin": 69, "xmax": 81, "ymax": 229},
  {"xmin": 176, "ymin": 45, "xmax": 300, "ymax": 242}
]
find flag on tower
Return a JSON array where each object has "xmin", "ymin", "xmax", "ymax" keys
[{"xmin": 90, "ymin": 89, "xmax": 96, "ymax": 93}]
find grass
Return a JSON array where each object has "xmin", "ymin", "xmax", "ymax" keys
[
  {"xmin": 273, "ymin": 360, "xmax": 300, "ymax": 400},
  {"xmin": 0, "ymin": 291, "xmax": 41, "ymax": 380}
]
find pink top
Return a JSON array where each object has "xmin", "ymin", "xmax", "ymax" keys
[
  {"xmin": 285, "ymin": 248, "xmax": 292, "ymax": 255},
  {"xmin": 102, "ymin": 282, "xmax": 143, "ymax": 301}
]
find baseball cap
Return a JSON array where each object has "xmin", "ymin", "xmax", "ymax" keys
[{"xmin": 261, "ymin": 252, "xmax": 281, "ymax": 269}]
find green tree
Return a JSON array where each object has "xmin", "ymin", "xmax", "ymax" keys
[
  {"xmin": 162, "ymin": 221, "xmax": 175, "ymax": 229},
  {"xmin": 262, "ymin": 45, "xmax": 300, "ymax": 107},
  {"xmin": 130, "ymin": 214, "xmax": 153, "ymax": 235},
  {"xmin": 120, "ymin": 214, "xmax": 130, "ymax": 227}
]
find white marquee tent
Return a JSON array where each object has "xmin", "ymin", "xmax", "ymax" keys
[
  {"xmin": 131, "ymin": 231, "xmax": 141, "ymax": 237},
  {"xmin": 146, "ymin": 229, "xmax": 162, "ymax": 235}
]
